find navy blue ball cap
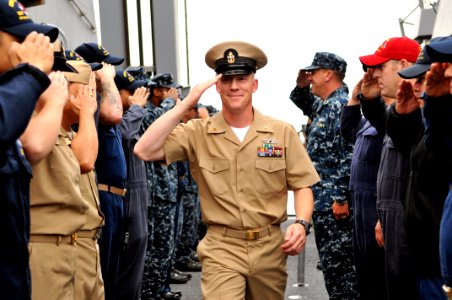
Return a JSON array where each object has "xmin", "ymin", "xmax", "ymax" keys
[
  {"xmin": 74, "ymin": 42, "xmax": 124, "ymax": 65},
  {"xmin": 0, "ymin": 0, "xmax": 59, "ymax": 42},
  {"xmin": 151, "ymin": 73, "xmax": 182, "ymax": 88},
  {"xmin": 397, "ymin": 37, "xmax": 447, "ymax": 79},
  {"xmin": 205, "ymin": 41, "xmax": 267, "ymax": 75},
  {"xmin": 425, "ymin": 36, "xmax": 452, "ymax": 63},
  {"xmin": 65, "ymin": 49, "xmax": 103, "ymax": 71},
  {"xmin": 302, "ymin": 52, "xmax": 347, "ymax": 74},
  {"xmin": 114, "ymin": 69, "xmax": 147, "ymax": 91}
]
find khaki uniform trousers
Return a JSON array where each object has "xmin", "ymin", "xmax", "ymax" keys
[
  {"xmin": 74, "ymin": 236, "xmax": 104, "ymax": 300},
  {"xmin": 198, "ymin": 225, "xmax": 287, "ymax": 300},
  {"xmin": 29, "ymin": 239, "xmax": 77, "ymax": 300}
]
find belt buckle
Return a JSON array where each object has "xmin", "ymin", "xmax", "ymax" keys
[
  {"xmin": 122, "ymin": 188, "xmax": 127, "ymax": 196},
  {"xmin": 71, "ymin": 233, "xmax": 77, "ymax": 244},
  {"xmin": 247, "ymin": 229, "xmax": 259, "ymax": 240}
]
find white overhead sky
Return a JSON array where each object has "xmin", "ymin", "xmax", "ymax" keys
[{"xmin": 184, "ymin": 0, "xmax": 424, "ymax": 132}]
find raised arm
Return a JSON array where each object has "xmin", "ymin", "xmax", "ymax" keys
[
  {"xmin": 134, "ymin": 75, "xmax": 220, "ymax": 161},
  {"xmin": 71, "ymin": 84, "xmax": 99, "ymax": 173},
  {"xmin": 96, "ymin": 63, "xmax": 123, "ymax": 125},
  {"xmin": 20, "ymin": 71, "xmax": 68, "ymax": 164}
]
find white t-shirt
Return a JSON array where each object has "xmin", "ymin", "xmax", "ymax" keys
[{"xmin": 231, "ymin": 126, "xmax": 250, "ymax": 143}]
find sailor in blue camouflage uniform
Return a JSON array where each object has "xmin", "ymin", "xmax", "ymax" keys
[
  {"xmin": 173, "ymin": 103, "xmax": 202, "ymax": 272},
  {"xmin": 289, "ymin": 52, "xmax": 358, "ymax": 299},
  {"xmin": 139, "ymin": 73, "xmax": 182, "ymax": 300}
]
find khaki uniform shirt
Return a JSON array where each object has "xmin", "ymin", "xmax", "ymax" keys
[
  {"xmin": 164, "ymin": 108, "xmax": 320, "ymax": 229},
  {"xmin": 79, "ymin": 170, "xmax": 104, "ymax": 230},
  {"xmin": 30, "ymin": 128, "xmax": 88, "ymax": 235}
]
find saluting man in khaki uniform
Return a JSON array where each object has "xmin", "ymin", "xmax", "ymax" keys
[
  {"xmin": 22, "ymin": 57, "xmax": 97, "ymax": 298},
  {"xmin": 134, "ymin": 41, "xmax": 320, "ymax": 300},
  {"xmin": 63, "ymin": 60, "xmax": 105, "ymax": 300}
]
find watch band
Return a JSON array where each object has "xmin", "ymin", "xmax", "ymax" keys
[{"xmin": 294, "ymin": 219, "xmax": 311, "ymax": 235}]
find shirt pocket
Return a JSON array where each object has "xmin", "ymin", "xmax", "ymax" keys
[
  {"xmin": 255, "ymin": 158, "xmax": 287, "ymax": 195},
  {"xmin": 199, "ymin": 158, "xmax": 230, "ymax": 195}
]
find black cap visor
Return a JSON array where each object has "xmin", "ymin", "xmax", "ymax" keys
[
  {"xmin": 4, "ymin": 22, "xmax": 59, "ymax": 42},
  {"xmin": 103, "ymin": 55, "xmax": 124, "ymax": 65}
]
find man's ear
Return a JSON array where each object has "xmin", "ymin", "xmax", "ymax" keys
[
  {"xmin": 399, "ymin": 59, "xmax": 411, "ymax": 70},
  {"xmin": 252, "ymin": 78, "xmax": 258, "ymax": 93}
]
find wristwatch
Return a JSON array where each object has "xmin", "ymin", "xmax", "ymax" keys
[{"xmin": 294, "ymin": 219, "xmax": 312, "ymax": 236}]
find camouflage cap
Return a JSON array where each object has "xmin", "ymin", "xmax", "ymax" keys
[{"xmin": 302, "ymin": 52, "xmax": 347, "ymax": 74}]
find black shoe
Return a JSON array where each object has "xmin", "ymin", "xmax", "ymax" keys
[
  {"xmin": 189, "ymin": 251, "xmax": 200, "ymax": 262},
  {"xmin": 160, "ymin": 291, "xmax": 181, "ymax": 300},
  {"xmin": 170, "ymin": 270, "xmax": 190, "ymax": 284},
  {"xmin": 172, "ymin": 267, "xmax": 192, "ymax": 279},
  {"xmin": 316, "ymin": 260, "xmax": 323, "ymax": 271},
  {"xmin": 175, "ymin": 259, "xmax": 202, "ymax": 272}
]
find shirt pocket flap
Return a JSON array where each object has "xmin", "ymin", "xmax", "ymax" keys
[
  {"xmin": 255, "ymin": 159, "xmax": 286, "ymax": 173},
  {"xmin": 199, "ymin": 159, "xmax": 230, "ymax": 174}
]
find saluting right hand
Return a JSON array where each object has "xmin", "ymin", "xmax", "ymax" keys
[
  {"xmin": 425, "ymin": 62, "xmax": 450, "ymax": 97},
  {"xmin": 296, "ymin": 69, "xmax": 310, "ymax": 88},
  {"xmin": 70, "ymin": 84, "xmax": 97, "ymax": 116},
  {"xmin": 395, "ymin": 80, "xmax": 419, "ymax": 115},
  {"xmin": 360, "ymin": 68, "xmax": 381, "ymax": 99},
  {"xmin": 183, "ymin": 74, "xmax": 221, "ymax": 109},
  {"xmin": 128, "ymin": 86, "xmax": 149, "ymax": 108},
  {"xmin": 8, "ymin": 31, "xmax": 54, "ymax": 74},
  {"xmin": 36, "ymin": 71, "xmax": 69, "ymax": 110}
]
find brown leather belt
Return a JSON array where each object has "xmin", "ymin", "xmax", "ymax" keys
[
  {"xmin": 30, "ymin": 233, "xmax": 77, "ymax": 245},
  {"xmin": 98, "ymin": 184, "xmax": 127, "ymax": 196},
  {"xmin": 208, "ymin": 224, "xmax": 280, "ymax": 240},
  {"xmin": 77, "ymin": 228, "xmax": 102, "ymax": 240}
]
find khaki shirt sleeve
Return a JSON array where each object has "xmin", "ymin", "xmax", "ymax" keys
[
  {"xmin": 163, "ymin": 122, "xmax": 191, "ymax": 165},
  {"xmin": 284, "ymin": 124, "xmax": 320, "ymax": 190}
]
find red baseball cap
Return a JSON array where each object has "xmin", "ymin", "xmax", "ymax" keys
[{"xmin": 359, "ymin": 37, "xmax": 421, "ymax": 67}]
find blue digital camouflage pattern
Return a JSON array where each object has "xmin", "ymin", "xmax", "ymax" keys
[
  {"xmin": 138, "ymin": 99, "xmax": 178, "ymax": 207},
  {"xmin": 313, "ymin": 212, "xmax": 359, "ymax": 299},
  {"xmin": 290, "ymin": 83, "xmax": 358, "ymax": 299},
  {"xmin": 175, "ymin": 161, "xmax": 200, "ymax": 264},
  {"xmin": 141, "ymin": 200, "xmax": 176, "ymax": 300},
  {"xmin": 139, "ymin": 98, "xmax": 178, "ymax": 299},
  {"xmin": 289, "ymin": 85, "xmax": 353, "ymax": 211},
  {"xmin": 302, "ymin": 52, "xmax": 347, "ymax": 74}
]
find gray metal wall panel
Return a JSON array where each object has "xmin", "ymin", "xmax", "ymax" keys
[
  {"xmin": 152, "ymin": 0, "xmax": 179, "ymax": 80},
  {"xmin": 98, "ymin": 0, "xmax": 128, "ymax": 67},
  {"xmin": 27, "ymin": 0, "xmax": 97, "ymax": 50}
]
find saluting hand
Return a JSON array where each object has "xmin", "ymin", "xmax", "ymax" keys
[
  {"xmin": 425, "ymin": 62, "xmax": 450, "ymax": 97},
  {"xmin": 70, "ymin": 84, "xmax": 97, "ymax": 116},
  {"xmin": 128, "ymin": 86, "xmax": 149, "ymax": 108},
  {"xmin": 9, "ymin": 31, "xmax": 54, "ymax": 74},
  {"xmin": 296, "ymin": 69, "xmax": 310, "ymax": 88},
  {"xmin": 95, "ymin": 63, "xmax": 115, "ymax": 87},
  {"xmin": 360, "ymin": 68, "xmax": 380, "ymax": 99},
  {"xmin": 36, "ymin": 71, "xmax": 69, "ymax": 111},
  {"xmin": 395, "ymin": 80, "xmax": 419, "ymax": 115},
  {"xmin": 164, "ymin": 87, "xmax": 180, "ymax": 101},
  {"xmin": 183, "ymin": 74, "xmax": 221, "ymax": 109}
]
